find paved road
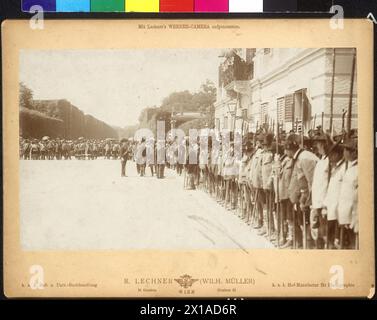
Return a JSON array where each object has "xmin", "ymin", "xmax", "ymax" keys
[{"xmin": 20, "ymin": 159, "xmax": 274, "ymax": 250}]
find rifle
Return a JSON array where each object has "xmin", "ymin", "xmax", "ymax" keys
[
  {"xmin": 276, "ymin": 108, "xmax": 280, "ymax": 248},
  {"xmin": 347, "ymin": 48, "xmax": 356, "ymax": 138}
]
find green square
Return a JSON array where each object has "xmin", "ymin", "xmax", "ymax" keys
[{"xmin": 91, "ymin": 0, "xmax": 125, "ymax": 12}]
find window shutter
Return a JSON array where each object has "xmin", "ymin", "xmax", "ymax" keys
[
  {"xmin": 284, "ymin": 94, "xmax": 294, "ymax": 123},
  {"xmin": 277, "ymin": 97, "xmax": 285, "ymax": 124}
]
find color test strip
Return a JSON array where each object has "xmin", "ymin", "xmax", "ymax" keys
[
  {"xmin": 160, "ymin": 0, "xmax": 194, "ymax": 12},
  {"xmin": 91, "ymin": 0, "xmax": 124, "ymax": 12},
  {"xmin": 194, "ymin": 0, "xmax": 229, "ymax": 12},
  {"xmin": 22, "ymin": 0, "xmax": 56, "ymax": 11},
  {"xmin": 229, "ymin": 0, "xmax": 263, "ymax": 13},
  {"xmin": 56, "ymin": 0, "xmax": 90, "ymax": 12},
  {"xmin": 126, "ymin": 0, "xmax": 159, "ymax": 12},
  {"xmin": 21, "ymin": 0, "xmax": 303, "ymax": 12}
]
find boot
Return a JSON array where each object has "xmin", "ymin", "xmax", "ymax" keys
[{"xmin": 281, "ymin": 224, "xmax": 294, "ymax": 249}]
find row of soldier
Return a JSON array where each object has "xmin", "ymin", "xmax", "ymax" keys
[
  {"xmin": 19, "ymin": 137, "xmax": 132, "ymax": 160},
  {"xmin": 127, "ymin": 127, "xmax": 358, "ymax": 250}
]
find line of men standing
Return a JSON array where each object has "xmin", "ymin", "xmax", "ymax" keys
[
  {"xmin": 226, "ymin": 128, "xmax": 358, "ymax": 250},
  {"xmin": 118, "ymin": 127, "xmax": 358, "ymax": 250}
]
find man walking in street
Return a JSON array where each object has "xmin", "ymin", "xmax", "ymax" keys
[{"xmin": 120, "ymin": 138, "xmax": 130, "ymax": 177}]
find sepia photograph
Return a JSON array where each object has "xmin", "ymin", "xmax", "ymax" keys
[
  {"xmin": 19, "ymin": 47, "xmax": 358, "ymax": 251},
  {"xmin": 2, "ymin": 19, "xmax": 374, "ymax": 298}
]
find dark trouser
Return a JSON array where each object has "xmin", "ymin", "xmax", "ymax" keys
[
  {"xmin": 121, "ymin": 160, "xmax": 127, "ymax": 177},
  {"xmin": 256, "ymin": 188, "xmax": 265, "ymax": 227},
  {"xmin": 264, "ymin": 189, "xmax": 275, "ymax": 235},
  {"xmin": 157, "ymin": 164, "xmax": 165, "ymax": 179},
  {"xmin": 293, "ymin": 205, "xmax": 311, "ymax": 249},
  {"xmin": 327, "ymin": 220, "xmax": 340, "ymax": 249},
  {"xmin": 339, "ymin": 225, "xmax": 357, "ymax": 249},
  {"xmin": 280, "ymin": 199, "xmax": 293, "ymax": 242},
  {"xmin": 137, "ymin": 163, "xmax": 146, "ymax": 176}
]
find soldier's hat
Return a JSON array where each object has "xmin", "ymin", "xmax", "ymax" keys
[
  {"xmin": 311, "ymin": 126, "xmax": 328, "ymax": 142},
  {"xmin": 341, "ymin": 132, "xmax": 358, "ymax": 151},
  {"xmin": 243, "ymin": 140, "xmax": 254, "ymax": 152},
  {"xmin": 284, "ymin": 134, "xmax": 300, "ymax": 150},
  {"xmin": 256, "ymin": 133, "xmax": 265, "ymax": 142},
  {"xmin": 120, "ymin": 138, "xmax": 127, "ymax": 143},
  {"xmin": 262, "ymin": 132, "xmax": 274, "ymax": 146},
  {"xmin": 327, "ymin": 141, "xmax": 344, "ymax": 156}
]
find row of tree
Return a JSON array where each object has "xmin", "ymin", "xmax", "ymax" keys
[
  {"xmin": 19, "ymin": 83, "xmax": 118, "ymax": 139},
  {"xmin": 136, "ymin": 80, "xmax": 217, "ymax": 136}
]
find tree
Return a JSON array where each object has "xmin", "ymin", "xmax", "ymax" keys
[
  {"xmin": 19, "ymin": 82, "xmax": 34, "ymax": 110},
  {"xmin": 160, "ymin": 90, "xmax": 194, "ymax": 113}
]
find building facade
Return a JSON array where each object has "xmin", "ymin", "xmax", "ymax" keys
[{"xmin": 215, "ymin": 48, "xmax": 357, "ymax": 135}]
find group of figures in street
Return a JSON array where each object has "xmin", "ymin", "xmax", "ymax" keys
[
  {"xmin": 125, "ymin": 126, "xmax": 358, "ymax": 250},
  {"xmin": 20, "ymin": 137, "xmax": 123, "ymax": 160},
  {"xmin": 21, "ymin": 125, "xmax": 359, "ymax": 250}
]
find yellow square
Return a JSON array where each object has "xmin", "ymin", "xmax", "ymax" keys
[{"xmin": 126, "ymin": 0, "xmax": 159, "ymax": 12}]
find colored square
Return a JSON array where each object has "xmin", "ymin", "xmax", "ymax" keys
[
  {"xmin": 194, "ymin": 0, "xmax": 228, "ymax": 12},
  {"xmin": 160, "ymin": 0, "xmax": 194, "ymax": 12},
  {"xmin": 229, "ymin": 0, "xmax": 263, "ymax": 12},
  {"xmin": 126, "ymin": 0, "xmax": 159, "ymax": 12},
  {"xmin": 91, "ymin": 0, "xmax": 125, "ymax": 12},
  {"xmin": 22, "ymin": 0, "xmax": 56, "ymax": 12},
  {"xmin": 56, "ymin": 0, "xmax": 90, "ymax": 12}
]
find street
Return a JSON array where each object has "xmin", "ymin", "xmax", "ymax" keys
[{"xmin": 20, "ymin": 160, "xmax": 274, "ymax": 250}]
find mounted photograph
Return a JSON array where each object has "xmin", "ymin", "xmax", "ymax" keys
[{"xmin": 2, "ymin": 19, "xmax": 374, "ymax": 298}]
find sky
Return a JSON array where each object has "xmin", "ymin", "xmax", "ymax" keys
[{"xmin": 20, "ymin": 49, "xmax": 220, "ymax": 127}]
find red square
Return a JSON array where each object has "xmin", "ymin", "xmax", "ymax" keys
[{"xmin": 160, "ymin": 0, "xmax": 194, "ymax": 12}]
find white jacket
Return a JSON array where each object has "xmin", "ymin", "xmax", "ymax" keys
[
  {"xmin": 338, "ymin": 160, "xmax": 358, "ymax": 231},
  {"xmin": 312, "ymin": 156, "xmax": 330, "ymax": 209},
  {"xmin": 323, "ymin": 160, "xmax": 347, "ymax": 221}
]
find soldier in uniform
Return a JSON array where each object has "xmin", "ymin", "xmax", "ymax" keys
[
  {"xmin": 23, "ymin": 139, "xmax": 31, "ymax": 160},
  {"xmin": 30, "ymin": 139, "xmax": 40, "ymax": 160},
  {"xmin": 146, "ymin": 138, "xmax": 155, "ymax": 177},
  {"xmin": 136, "ymin": 138, "xmax": 147, "ymax": 177},
  {"xmin": 285, "ymin": 134, "xmax": 318, "ymax": 249},
  {"xmin": 310, "ymin": 129, "xmax": 333, "ymax": 249},
  {"xmin": 322, "ymin": 142, "xmax": 347, "ymax": 249},
  {"xmin": 276, "ymin": 140, "xmax": 295, "ymax": 248},
  {"xmin": 249, "ymin": 134, "xmax": 264, "ymax": 231},
  {"xmin": 238, "ymin": 138, "xmax": 253, "ymax": 220},
  {"xmin": 261, "ymin": 133, "xmax": 275, "ymax": 239},
  {"xmin": 156, "ymin": 139, "xmax": 166, "ymax": 179},
  {"xmin": 120, "ymin": 138, "xmax": 130, "ymax": 177},
  {"xmin": 338, "ymin": 134, "xmax": 358, "ymax": 249}
]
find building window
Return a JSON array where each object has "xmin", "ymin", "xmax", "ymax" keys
[
  {"xmin": 277, "ymin": 97, "xmax": 285, "ymax": 125},
  {"xmin": 215, "ymin": 118, "xmax": 220, "ymax": 130},
  {"xmin": 260, "ymin": 103, "xmax": 268, "ymax": 125},
  {"xmin": 223, "ymin": 116, "xmax": 228, "ymax": 130},
  {"xmin": 284, "ymin": 94, "xmax": 294, "ymax": 125},
  {"xmin": 242, "ymin": 108, "xmax": 248, "ymax": 120}
]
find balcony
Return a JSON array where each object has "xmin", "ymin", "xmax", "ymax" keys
[{"xmin": 224, "ymin": 80, "xmax": 251, "ymax": 95}]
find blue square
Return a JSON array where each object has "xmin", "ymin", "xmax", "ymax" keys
[
  {"xmin": 56, "ymin": 0, "xmax": 90, "ymax": 12},
  {"xmin": 22, "ymin": 0, "xmax": 56, "ymax": 12}
]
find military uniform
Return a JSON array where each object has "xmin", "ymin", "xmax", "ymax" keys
[
  {"xmin": 276, "ymin": 153, "xmax": 294, "ymax": 247},
  {"xmin": 323, "ymin": 158, "xmax": 347, "ymax": 248},
  {"xmin": 120, "ymin": 140, "xmax": 130, "ymax": 177},
  {"xmin": 249, "ymin": 137, "xmax": 264, "ymax": 229},
  {"xmin": 286, "ymin": 135, "xmax": 318, "ymax": 248}
]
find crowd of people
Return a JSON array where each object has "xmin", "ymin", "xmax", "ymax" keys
[
  {"xmin": 21, "ymin": 126, "xmax": 358, "ymax": 250},
  {"xmin": 20, "ymin": 137, "xmax": 125, "ymax": 160}
]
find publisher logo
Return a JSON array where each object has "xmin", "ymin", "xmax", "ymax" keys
[{"xmin": 174, "ymin": 274, "xmax": 199, "ymax": 289}]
